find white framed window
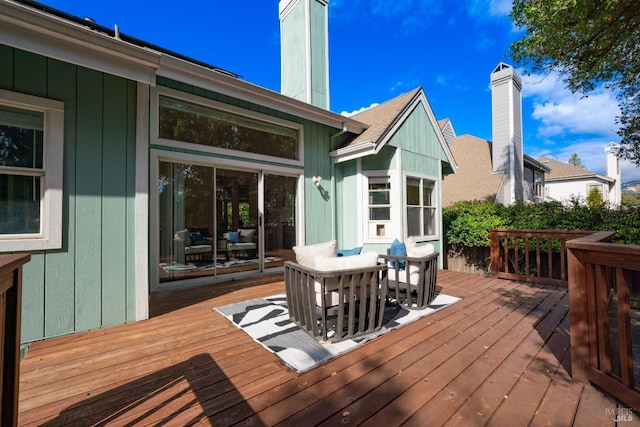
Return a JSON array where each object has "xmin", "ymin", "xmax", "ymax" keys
[
  {"xmin": 366, "ymin": 176, "xmax": 392, "ymax": 239},
  {"xmin": 406, "ymin": 175, "xmax": 437, "ymax": 238},
  {"xmin": 151, "ymin": 87, "xmax": 304, "ymax": 167},
  {"xmin": 534, "ymin": 170, "xmax": 544, "ymax": 200},
  {"xmin": 0, "ymin": 89, "xmax": 64, "ymax": 251}
]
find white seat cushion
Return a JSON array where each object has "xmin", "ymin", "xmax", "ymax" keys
[
  {"xmin": 408, "ymin": 243, "xmax": 435, "ymax": 257},
  {"xmin": 313, "ymin": 252, "xmax": 380, "ymax": 307},
  {"xmin": 388, "ymin": 267, "xmax": 421, "ymax": 287},
  {"xmin": 292, "ymin": 240, "xmax": 337, "ymax": 268},
  {"xmin": 184, "ymin": 244, "xmax": 212, "ymax": 255}
]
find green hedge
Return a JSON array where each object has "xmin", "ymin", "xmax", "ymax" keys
[{"xmin": 443, "ymin": 200, "xmax": 640, "ymax": 248}]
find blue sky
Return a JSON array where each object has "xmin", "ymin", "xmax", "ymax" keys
[{"xmin": 41, "ymin": 0, "xmax": 639, "ymax": 182}]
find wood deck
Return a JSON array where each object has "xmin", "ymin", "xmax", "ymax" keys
[{"xmin": 18, "ymin": 270, "xmax": 635, "ymax": 426}]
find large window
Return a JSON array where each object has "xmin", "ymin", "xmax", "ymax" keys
[
  {"xmin": 0, "ymin": 90, "xmax": 63, "ymax": 251},
  {"xmin": 406, "ymin": 176, "xmax": 437, "ymax": 237},
  {"xmin": 159, "ymin": 95, "xmax": 300, "ymax": 160}
]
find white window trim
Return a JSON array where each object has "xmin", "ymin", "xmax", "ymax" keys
[
  {"xmin": 148, "ymin": 148, "xmax": 304, "ymax": 290},
  {"xmin": 0, "ymin": 89, "xmax": 63, "ymax": 252},
  {"xmin": 403, "ymin": 172, "xmax": 440, "ymax": 241},
  {"xmin": 150, "ymin": 86, "xmax": 304, "ymax": 167},
  {"xmin": 362, "ymin": 170, "xmax": 399, "ymax": 244}
]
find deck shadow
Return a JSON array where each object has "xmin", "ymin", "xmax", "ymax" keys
[{"xmin": 41, "ymin": 354, "xmax": 254, "ymax": 425}]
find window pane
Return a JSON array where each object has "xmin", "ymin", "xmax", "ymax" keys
[
  {"xmin": 424, "ymin": 207, "xmax": 436, "ymax": 235},
  {"xmin": 423, "ymin": 180, "xmax": 435, "ymax": 206},
  {"xmin": 407, "ymin": 206, "xmax": 420, "ymax": 236},
  {"xmin": 0, "ymin": 105, "xmax": 44, "ymax": 169},
  {"xmin": 369, "ymin": 190, "xmax": 390, "ymax": 205},
  {"xmin": 370, "ymin": 207, "xmax": 390, "ymax": 221},
  {"xmin": 407, "ymin": 178, "xmax": 420, "ymax": 205},
  {"xmin": 0, "ymin": 174, "xmax": 41, "ymax": 234},
  {"xmin": 159, "ymin": 96, "xmax": 299, "ymax": 160}
]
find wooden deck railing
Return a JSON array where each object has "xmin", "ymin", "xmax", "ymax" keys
[
  {"xmin": 567, "ymin": 232, "xmax": 640, "ymax": 409},
  {"xmin": 0, "ymin": 254, "xmax": 30, "ymax": 427},
  {"xmin": 490, "ymin": 229, "xmax": 594, "ymax": 286}
]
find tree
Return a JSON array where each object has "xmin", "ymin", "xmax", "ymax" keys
[
  {"xmin": 587, "ymin": 186, "xmax": 604, "ymax": 208},
  {"xmin": 510, "ymin": 0, "xmax": 640, "ymax": 165},
  {"xmin": 568, "ymin": 153, "xmax": 586, "ymax": 169}
]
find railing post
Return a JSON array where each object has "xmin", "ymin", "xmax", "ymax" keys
[
  {"xmin": 490, "ymin": 229, "xmax": 499, "ymax": 277},
  {"xmin": 567, "ymin": 246, "xmax": 589, "ymax": 383}
]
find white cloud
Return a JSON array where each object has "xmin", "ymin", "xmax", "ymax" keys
[
  {"xmin": 466, "ymin": 0, "xmax": 512, "ymax": 18},
  {"xmin": 341, "ymin": 103, "xmax": 379, "ymax": 117},
  {"xmin": 531, "ymin": 92, "xmax": 620, "ymax": 137},
  {"xmin": 521, "ymin": 71, "xmax": 620, "ymax": 138},
  {"xmin": 519, "ymin": 70, "xmax": 640, "ymax": 182},
  {"xmin": 489, "ymin": 0, "xmax": 512, "ymax": 17}
]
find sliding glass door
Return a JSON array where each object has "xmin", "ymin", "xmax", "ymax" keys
[
  {"xmin": 157, "ymin": 161, "xmax": 297, "ymax": 285},
  {"xmin": 215, "ymin": 169, "xmax": 259, "ymax": 275},
  {"xmin": 264, "ymin": 174, "xmax": 298, "ymax": 264}
]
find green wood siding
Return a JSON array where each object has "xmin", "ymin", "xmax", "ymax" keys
[
  {"xmin": 335, "ymin": 159, "xmax": 358, "ymax": 246},
  {"xmin": 389, "ymin": 103, "xmax": 447, "ymax": 162},
  {"xmin": 0, "ymin": 47, "xmax": 138, "ymax": 342},
  {"xmin": 309, "ymin": 0, "xmax": 328, "ymax": 107}
]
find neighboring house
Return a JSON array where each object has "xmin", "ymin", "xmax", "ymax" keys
[
  {"xmin": 0, "ymin": 0, "xmax": 455, "ymax": 346},
  {"xmin": 538, "ymin": 143, "xmax": 622, "ymax": 205},
  {"xmin": 442, "ymin": 63, "xmax": 550, "ymax": 207}
]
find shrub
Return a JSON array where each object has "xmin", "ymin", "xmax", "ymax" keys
[
  {"xmin": 442, "ymin": 200, "xmax": 640, "ymax": 248},
  {"xmin": 443, "ymin": 201, "xmax": 508, "ymax": 248}
]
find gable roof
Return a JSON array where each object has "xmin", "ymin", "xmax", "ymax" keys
[
  {"xmin": 330, "ymin": 88, "xmax": 456, "ymax": 169},
  {"xmin": 438, "ymin": 118, "xmax": 457, "ymax": 146},
  {"xmin": 537, "ymin": 156, "xmax": 614, "ymax": 183},
  {"xmin": 442, "ymin": 134, "xmax": 504, "ymax": 206}
]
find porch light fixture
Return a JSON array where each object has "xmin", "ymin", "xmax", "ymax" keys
[{"xmin": 312, "ymin": 176, "xmax": 322, "ymax": 187}]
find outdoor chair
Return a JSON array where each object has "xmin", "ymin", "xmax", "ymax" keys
[
  {"xmin": 173, "ymin": 229, "xmax": 213, "ymax": 265},
  {"xmin": 381, "ymin": 250, "xmax": 439, "ymax": 309},
  {"xmin": 284, "ymin": 250, "xmax": 387, "ymax": 343}
]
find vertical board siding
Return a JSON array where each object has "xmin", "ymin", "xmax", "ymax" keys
[
  {"xmin": 125, "ymin": 81, "xmax": 137, "ymax": 322},
  {"xmin": 44, "ymin": 59, "xmax": 78, "ymax": 338},
  {"xmin": 2, "ymin": 47, "xmax": 137, "ymax": 342},
  {"xmin": 11, "ymin": 50, "xmax": 48, "ymax": 342},
  {"xmin": 101, "ymin": 74, "xmax": 128, "ymax": 327},
  {"xmin": 75, "ymin": 67, "xmax": 105, "ymax": 332},
  {"xmin": 310, "ymin": 0, "xmax": 327, "ymax": 104},
  {"xmin": 304, "ymin": 120, "xmax": 334, "ymax": 244}
]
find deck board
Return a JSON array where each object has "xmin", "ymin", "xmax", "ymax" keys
[{"xmin": 18, "ymin": 270, "xmax": 631, "ymax": 426}]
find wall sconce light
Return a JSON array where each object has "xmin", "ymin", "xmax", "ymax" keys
[{"xmin": 312, "ymin": 176, "xmax": 322, "ymax": 187}]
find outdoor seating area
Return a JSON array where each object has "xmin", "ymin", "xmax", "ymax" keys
[{"xmin": 284, "ymin": 239, "xmax": 440, "ymax": 342}]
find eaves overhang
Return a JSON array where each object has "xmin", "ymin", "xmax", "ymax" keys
[
  {"xmin": 0, "ymin": 0, "xmax": 161, "ymax": 85},
  {"xmin": 330, "ymin": 140, "xmax": 376, "ymax": 163},
  {"xmin": 157, "ymin": 55, "xmax": 369, "ymax": 133},
  {"xmin": 1, "ymin": 0, "xmax": 370, "ymax": 133}
]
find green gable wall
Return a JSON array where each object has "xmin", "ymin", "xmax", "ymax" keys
[
  {"xmin": 1, "ymin": 46, "xmax": 138, "ymax": 343},
  {"xmin": 335, "ymin": 101, "xmax": 450, "ymax": 255}
]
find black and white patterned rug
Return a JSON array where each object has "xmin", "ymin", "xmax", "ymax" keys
[{"xmin": 214, "ymin": 293, "xmax": 460, "ymax": 373}]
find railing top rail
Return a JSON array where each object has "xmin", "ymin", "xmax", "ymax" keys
[
  {"xmin": 566, "ymin": 231, "xmax": 640, "ymax": 256},
  {"xmin": 490, "ymin": 229, "xmax": 597, "ymax": 238}
]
